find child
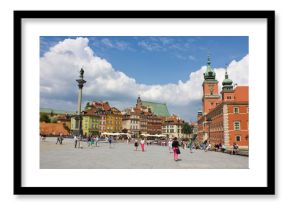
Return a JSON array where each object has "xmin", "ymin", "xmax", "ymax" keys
[{"xmin": 134, "ymin": 139, "xmax": 139, "ymax": 151}]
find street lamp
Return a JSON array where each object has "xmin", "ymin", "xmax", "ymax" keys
[{"xmin": 207, "ymin": 117, "xmax": 212, "ymax": 142}]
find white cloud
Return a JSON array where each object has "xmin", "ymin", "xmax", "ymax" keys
[
  {"xmin": 40, "ymin": 37, "xmax": 248, "ymax": 120},
  {"xmin": 138, "ymin": 40, "xmax": 164, "ymax": 51},
  {"xmin": 101, "ymin": 38, "xmax": 114, "ymax": 48}
]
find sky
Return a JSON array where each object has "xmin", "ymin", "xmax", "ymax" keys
[{"xmin": 40, "ymin": 36, "xmax": 248, "ymax": 122}]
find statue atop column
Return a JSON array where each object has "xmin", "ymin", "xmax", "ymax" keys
[
  {"xmin": 74, "ymin": 67, "xmax": 86, "ymax": 136},
  {"xmin": 79, "ymin": 68, "xmax": 84, "ymax": 79}
]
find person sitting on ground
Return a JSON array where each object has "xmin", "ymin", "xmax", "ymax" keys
[
  {"xmin": 218, "ymin": 143, "xmax": 222, "ymax": 152},
  {"xmin": 214, "ymin": 144, "xmax": 218, "ymax": 151},
  {"xmin": 205, "ymin": 143, "xmax": 211, "ymax": 152},
  {"xmin": 232, "ymin": 142, "xmax": 239, "ymax": 155},
  {"xmin": 221, "ymin": 144, "xmax": 226, "ymax": 152}
]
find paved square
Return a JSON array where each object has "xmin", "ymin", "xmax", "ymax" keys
[{"xmin": 40, "ymin": 137, "xmax": 248, "ymax": 169}]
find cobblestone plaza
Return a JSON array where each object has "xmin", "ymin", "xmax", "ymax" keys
[{"xmin": 40, "ymin": 137, "xmax": 248, "ymax": 169}]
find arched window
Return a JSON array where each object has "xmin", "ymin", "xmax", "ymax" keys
[{"xmin": 236, "ymin": 136, "xmax": 241, "ymax": 142}]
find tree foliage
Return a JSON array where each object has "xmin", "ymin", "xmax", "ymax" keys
[
  {"xmin": 40, "ymin": 113, "xmax": 50, "ymax": 123},
  {"xmin": 85, "ymin": 102, "xmax": 90, "ymax": 110},
  {"xmin": 50, "ymin": 117, "xmax": 57, "ymax": 123},
  {"xmin": 181, "ymin": 122, "xmax": 193, "ymax": 135}
]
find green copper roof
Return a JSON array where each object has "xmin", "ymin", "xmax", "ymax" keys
[
  {"xmin": 40, "ymin": 108, "xmax": 75, "ymax": 115},
  {"xmin": 142, "ymin": 101, "xmax": 170, "ymax": 116},
  {"xmin": 222, "ymin": 71, "xmax": 233, "ymax": 85},
  {"xmin": 204, "ymin": 55, "xmax": 216, "ymax": 80},
  {"xmin": 222, "ymin": 70, "xmax": 234, "ymax": 91}
]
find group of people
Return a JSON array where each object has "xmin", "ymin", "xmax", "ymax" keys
[
  {"xmin": 213, "ymin": 143, "xmax": 227, "ymax": 152},
  {"xmin": 56, "ymin": 133, "xmax": 64, "ymax": 144},
  {"xmin": 199, "ymin": 140, "xmax": 239, "ymax": 155},
  {"xmin": 198, "ymin": 140, "xmax": 213, "ymax": 152},
  {"xmin": 50, "ymin": 132, "xmax": 240, "ymax": 159},
  {"xmin": 133, "ymin": 138, "xmax": 146, "ymax": 152},
  {"xmin": 131, "ymin": 137, "xmax": 182, "ymax": 161},
  {"xmin": 73, "ymin": 135, "xmax": 115, "ymax": 149}
]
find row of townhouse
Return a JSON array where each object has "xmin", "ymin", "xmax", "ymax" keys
[
  {"xmin": 70, "ymin": 97, "xmax": 196, "ymax": 138},
  {"xmin": 70, "ymin": 101, "xmax": 122, "ymax": 136}
]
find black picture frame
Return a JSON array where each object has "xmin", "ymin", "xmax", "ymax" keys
[{"xmin": 14, "ymin": 10, "xmax": 275, "ymax": 195}]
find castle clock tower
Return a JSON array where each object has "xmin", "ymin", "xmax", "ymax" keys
[
  {"xmin": 221, "ymin": 68, "xmax": 234, "ymax": 101},
  {"xmin": 202, "ymin": 56, "xmax": 220, "ymax": 114}
]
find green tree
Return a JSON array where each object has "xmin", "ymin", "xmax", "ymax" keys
[
  {"xmin": 40, "ymin": 113, "xmax": 50, "ymax": 123},
  {"xmin": 50, "ymin": 117, "xmax": 57, "ymax": 123},
  {"xmin": 181, "ymin": 122, "xmax": 193, "ymax": 138},
  {"xmin": 85, "ymin": 102, "xmax": 90, "ymax": 110}
]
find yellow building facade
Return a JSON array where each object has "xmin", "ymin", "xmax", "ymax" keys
[{"xmin": 105, "ymin": 107, "xmax": 122, "ymax": 132}]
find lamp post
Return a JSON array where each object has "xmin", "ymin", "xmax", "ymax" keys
[
  {"xmin": 207, "ymin": 117, "xmax": 212, "ymax": 142},
  {"xmin": 75, "ymin": 68, "xmax": 86, "ymax": 137}
]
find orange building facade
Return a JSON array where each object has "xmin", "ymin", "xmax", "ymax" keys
[{"xmin": 197, "ymin": 57, "xmax": 249, "ymax": 149}]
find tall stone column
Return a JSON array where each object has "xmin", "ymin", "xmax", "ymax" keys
[{"xmin": 75, "ymin": 68, "xmax": 86, "ymax": 136}]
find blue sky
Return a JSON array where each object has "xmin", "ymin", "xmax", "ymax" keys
[
  {"xmin": 40, "ymin": 36, "xmax": 248, "ymax": 122},
  {"xmin": 40, "ymin": 36, "xmax": 248, "ymax": 85}
]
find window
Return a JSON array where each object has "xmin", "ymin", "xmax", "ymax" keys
[
  {"xmin": 234, "ymin": 107, "xmax": 239, "ymax": 113},
  {"xmin": 236, "ymin": 136, "xmax": 241, "ymax": 142},
  {"xmin": 234, "ymin": 121, "xmax": 240, "ymax": 130}
]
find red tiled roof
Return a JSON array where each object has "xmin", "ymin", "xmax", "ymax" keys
[
  {"xmin": 40, "ymin": 122, "xmax": 70, "ymax": 135},
  {"xmin": 234, "ymin": 86, "xmax": 249, "ymax": 102},
  {"xmin": 82, "ymin": 107, "xmax": 98, "ymax": 116},
  {"xmin": 91, "ymin": 101, "xmax": 111, "ymax": 111}
]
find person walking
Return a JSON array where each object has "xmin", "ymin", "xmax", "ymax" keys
[
  {"xmin": 108, "ymin": 136, "xmax": 113, "ymax": 148},
  {"xmin": 168, "ymin": 138, "xmax": 173, "ymax": 153},
  {"xmin": 56, "ymin": 133, "xmax": 61, "ymax": 144},
  {"xmin": 87, "ymin": 136, "xmax": 91, "ymax": 147},
  {"xmin": 60, "ymin": 133, "xmax": 64, "ymax": 144},
  {"xmin": 95, "ymin": 136, "xmax": 99, "ymax": 147},
  {"xmin": 74, "ymin": 135, "xmax": 78, "ymax": 148},
  {"xmin": 172, "ymin": 137, "xmax": 180, "ymax": 161},
  {"xmin": 188, "ymin": 138, "xmax": 193, "ymax": 153},
  {"xmin": 134, "ymin": 139, "xmax": 139, "ymax": 151},
  {"xmin": 77, "ymin": 135, "xmax": 82, "ymax": 148},
  {"xmin": 140, "ymin": 138, "xmax": 145, "ymax": 152},
  {"xmin": 90, "ymin": 136, "xmax": 94, "ymax": 147}
]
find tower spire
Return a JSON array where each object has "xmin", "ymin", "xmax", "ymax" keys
[
  {"xmin": 222, "ymin": 64, "xmax": 233, "ymax": 91},
  {"xmin": 225, "ymin": 63, "xmax": 229, "ymax": 79},
  {"xmin": 204, "ymin": 53, "xmax": 216, "ymax": 80},
  {"xmin": 207, "ymin": 53, "xmax": 211, "ymax": 66}
]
